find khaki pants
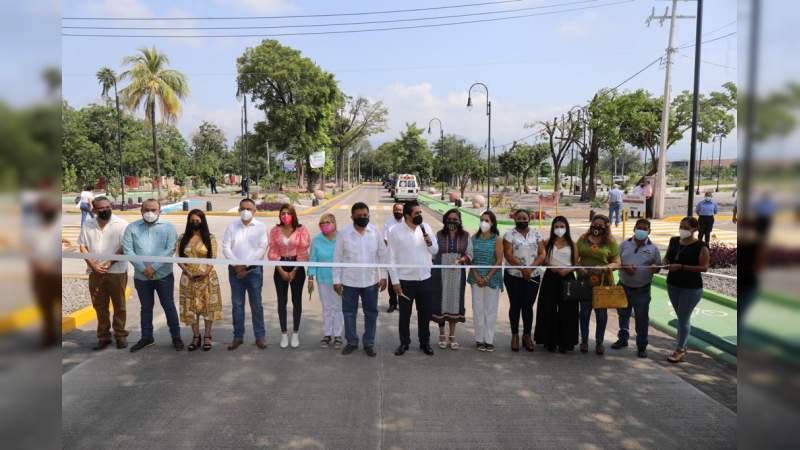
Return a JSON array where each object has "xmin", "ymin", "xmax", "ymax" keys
[{"xmin": 89, "ymin": 272, "xmax": 129, "ymax": 341}]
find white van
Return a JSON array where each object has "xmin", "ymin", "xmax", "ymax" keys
[{"xmin": 394, "ymin": 174, "xmax": 419, "ymax": 201}]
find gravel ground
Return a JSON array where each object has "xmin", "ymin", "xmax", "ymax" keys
[
  {"xmin": 62, "ymin": 278, "xmax": 92, "ymax": 315},
  {"xmin": 704, "ymin": 266, "xmax": 737, "ymax": 298}
]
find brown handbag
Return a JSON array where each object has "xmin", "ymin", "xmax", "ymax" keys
[{"xmin": 591, "ymin": 270, "xmax": 628, "ymax": 309}]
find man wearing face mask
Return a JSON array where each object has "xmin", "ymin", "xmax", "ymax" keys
[
  {"xmin": 122, "ymin": 199, "xmax": 183, "ymax": 352},
  {"xmin": 387, "ymin": 201, "xmax": 439, "ymax": 356},
  {"xmin": 333, "ymin": 202, "xmax": 388, "ymax": 357},
  {"xmin": 382, "ymin": 202, "xmax": 405, "ymax": 313},
  {"xmin": 79, "ymin": 196, "xmax": 129, "ymax": 350},
  {"xmin": 611, "ymin": 219, "xmax": 661, "ymax": 358},
  {"xmin": 222, "ymin": 198, "xmax": 269, "ymax": 350}
]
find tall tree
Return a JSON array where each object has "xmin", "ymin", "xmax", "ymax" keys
[
  {"xmin": 119, "ymin": 47, "xmax": 189, "ymax": 199},
  {"xmin": 190, "ymin": 121, "xmax": 228, "ymax": 186},
  {"xmin": 236, "ymin": 40, "xmax": 343, "ymax": 192},
  {"xmin": 96, "ymin": 66, "xmax": 125, "ymax": 202},
  {"xmin": 394, "ymin": 123, "xmax": 433, "ymax": 188},
  {"xmin": 536, "ymin": 113, "xmax": 581, "ymax": 195},
  {"xmin": 331, "ymin": 96, "xmax": 388, "ymax": 188},
  {"xmin": 509, "ymin": 142, "xmax": 548, "ymax": 193},
  {"xmin": 433, "ymin": 135, "xmax": 481, "ymax": 198}
]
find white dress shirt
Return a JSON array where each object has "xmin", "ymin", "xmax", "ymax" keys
[
  {"xmin": 387, "ymin": 221, "xmax": 438, "ymax": 282},
  {"xmin": 333, "ymin": 223, "xmax": 387, "ymax": 288},
  {"xmin": 222, "ymin": 218, "xmax": 268, "ymax": 262},
  {"xmin": 382, "ymin": 217, "xmax": 403, "ymax": 243},
  {"xmin": 503, "ymin": 228, "xmax": 543, "ymax": 278},
  {"xmin": 78, "ymin": 215, "xmax": 129, "ymax": 273}
]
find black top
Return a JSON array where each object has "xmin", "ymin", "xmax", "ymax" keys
[{"xmin": 665, "ymin": 237, "xmax": 704, "ymax": 289}]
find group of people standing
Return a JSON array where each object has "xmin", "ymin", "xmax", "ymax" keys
[{"xmin": 78, "ymin": 195, "xmax": 709, "ymax": 363}]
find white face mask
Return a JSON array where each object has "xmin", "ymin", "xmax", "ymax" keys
[
  {"xmin": 553, "ymin": 227, "xmax": 566, "ymax": 237},
  {"xmin": 679, "ymin": 229, "xmax": 692, "ymax": 239},
  {"xmin": 240, "ymin": 209, "xmax": 254, "ymax": 222},
  {"xmin": 142, "ymin": 211, "xmax": 159, "ymax": 223},
  {"xmin": 479, "ymin": 220, "xmax": 491, "ymax": 233}
]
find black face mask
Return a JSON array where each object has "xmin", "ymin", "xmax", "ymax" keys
[
  {"xmin": 515, "ymin": 221, "xmax": 529, "ymax": 231},
  {"xmin": 41, "ymin": 210, "xmax": 58, "ymax": 223},
  {"xmin": 412, "ymin": 215, "xmax": 423, "ymax": 226},
  {"xmin": 97, "ymin": 210, "xmax": 112, "ymax": 221},
  {"xmin": 393, "ymin": 212, "xmax": 403, "ymax": 220},
  {"xmin": 353, "ymin": 217, "xmax": 369, "ymax": 228},
  {"xmin": 188, "ymin": 222, "xmax": 201, "ymax": 232},
  {"xmin": 446, "ymin": 221, "xmax": 459, "ymax": 231},
  {"xmin": 591, "ymin": 226, "xmax": 605, "ymax": 236}
]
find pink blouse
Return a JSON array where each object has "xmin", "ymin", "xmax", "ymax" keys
[{"xmin": 268, "ymin": 225, "xmax": 310, "ymax": 261}]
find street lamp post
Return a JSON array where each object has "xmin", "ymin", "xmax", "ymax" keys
[
  {"xmin": 467, "ymin": 82, "xmax": 491, "ymax": 210},
  {"xmin": 428, "ymin": 118, "xmax": 445, "ymax": 201},
  {"xmin": 715, "ymin": 135, "xmax": 723, "ymax": 192}
]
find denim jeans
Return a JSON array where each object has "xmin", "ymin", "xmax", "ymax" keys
[
  {"xmin": 133, "ymin": 274, "xmax": 181, "ymax": 340},
  {"xmin": 579, "ymin": 301, "xmax": 608, "ymax": 344},
  {"xmin": 229, "ymin": 266, "xmax": 265, "ymax": 340},
  {"xmin": 667, "ymin": 284, "xmax": 703, "ymax": 350},
  {"xmin": 609, "ymin": 202, "xmax": 621, "ymax": 225},
  {"xmin": 80, "ymin": 202, "xmax": 92, "ymax": 226},
  {"xmin": 617, "ymin": 284, "xmax": 652, "ymax": 348},
  {"xmin": 342, "ymin": 284, "xmax": 379, "ymax": 348}
]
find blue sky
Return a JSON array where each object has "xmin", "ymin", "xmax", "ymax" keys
[{"xmin": 61, "ymin": 0, "xmax": 742, "ymax": 161}]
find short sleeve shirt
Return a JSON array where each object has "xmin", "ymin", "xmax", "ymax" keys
[
  {"xmin": 577, "ymin": 237, "xmax": 620, "ymax": 285},
  {"xmin": 503, "ymin": 228, "xmax": 543, "ymax": 278}
]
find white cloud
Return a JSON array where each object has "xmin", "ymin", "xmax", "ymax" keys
[
  {"xmin": 222, "ymin": 0, "xmax": 293, "ymax": 14},
  {"xmin": 557, "ymin": 12, "xmax": 597, "ymax": 38}
]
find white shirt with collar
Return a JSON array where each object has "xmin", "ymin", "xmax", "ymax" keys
[
  {"xmin": 78, "ymin": 215, "xmax": 129, "ymax": 273},
  {"xmin": 503, "ymin": 227, "xmax": 543, "ymax": 278},
  {"xmin": 387, "ymin": 221, "xmax": 439, "ymax": 282},
  {"xmin": 333, "ymin": 223, "xmax": 387, "ymax": 288},
  {"xmin": 382, "ymin": 216, "xmax": 404, "ymax": 243},
  {"xmin": 222, "ymin": 218, "xmax": 268, "ymax": 262}
]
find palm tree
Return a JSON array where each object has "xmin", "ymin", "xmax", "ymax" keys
[
  {"xmin": 97, "ymin": 66, "xmax": 125, "ymax": 207},
  {"xmin": 119, "ymin": 47, "xmax": 189, "ymax": 200}
]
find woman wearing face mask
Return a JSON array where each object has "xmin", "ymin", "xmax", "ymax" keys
[
  {"xmin": 534, "ymin": 216, "xmax": 579, "ymax": 353},
  {"xmin": 307, "ymin": 214, "xmax": 343, "ymax": 349},
  {"xmin": 176, "ymin": 210, "xmax": 222, "ymax": 351},
  {"xmin": 576, "ymin": 215, "xmax": 621, "ymax": 355},
  {"xmin": 430, "ymin": 209, "xmax": 472, "ymax": 350},
  {"xmin": 467, "ymin": 211, "xmax": 504, "ymax": 351},
  {"xmin": 268, "ymin": 204, "xmax": 311, "ymax": 349},
  {"xmin": 503, "ymin": 209, "xmax": 546, "ymax": 352},
  {"xmin": 663, "ymin": 216, "xmax": 709, "ymax": 363}
]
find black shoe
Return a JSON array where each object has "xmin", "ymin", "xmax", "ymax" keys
[
  {"xmin": 93, "ymin": 340, "xmax": 112, "ymax": 351},
  {"xmin": 172, "ymin": 337, "xmax": 185, "ymax": 351},
  {"xmin": 364, "ymin": 347, "xmax": 377, "ymax": 357},
  {"xmin": 130, "ymin": 338, "xmax": 155, "ymax": 353},
  {"xmin": 387, "ymin": 304, "xmax": 397, "ymax": 313},
  {"xmin": 341, "ymin": 345, "xmax": 358, "ymax": 355},
  {"xmin": 421, "ymin": 345, "xmax": 434, "ymax": 356},
  {"xmin": 394, "ymin": 344, "xmax": 409, "ymax": 356},
  {"xmin": 637, "ymin": 347, "xmax": 648, "ymax": 358},
  {"xmin": 611, "ymin": 339, "xmax": 628, "ymax": 350}
]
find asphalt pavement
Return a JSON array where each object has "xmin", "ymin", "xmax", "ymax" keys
[{"xmin": 62, "ymin": 184, "xmax": 736, "ymax": 449}]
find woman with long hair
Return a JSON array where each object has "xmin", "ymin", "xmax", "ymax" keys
[
  {"xmin": 534, "ymin": 216, "xmax": 579, "ymax": 353},
  {"xmin": 503, "ymin": 208, "xmax": 546, "ymax": 352},
  {"xmin": 467, "ymin": 210, "xmax": 504, "ymax": 351},
  {"xmin": 268, "ymin": 203, "xmax": 311, "ymax": 349},
  {"xmin": 663, "ymin": 216, "xmax": 709, "ymax": 363},
  {"xmin": 176, "ymin": 209, "xmax": 222, "ymax": 351},
  {"xmin": 576, "ymin": 214, "xmax": 621, "ymax": 355},
  {"xmin": 431, "ymin": 208, "xmax": 472, "ymax": 350}
]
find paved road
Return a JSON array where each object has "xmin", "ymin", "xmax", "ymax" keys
[{"xmin": 62, "ymin": 185, "xmax": 736, "ymax": 449}]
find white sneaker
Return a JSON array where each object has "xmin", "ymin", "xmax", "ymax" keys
[
  {"xmin": 290, "ymin": 332, "xmax": 300, "ymax": 348},
  {"xmin": 280, "ymin": 333, "xmax": 289, "ymax": 349}
]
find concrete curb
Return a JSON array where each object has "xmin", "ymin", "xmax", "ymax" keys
[
  {"xmin": 0, "ymin": 305, "xmax": 40, "ymax": 334},
  {"xmin": 62, "ymin": 286, "xmax": 132, "ymax": 335}
]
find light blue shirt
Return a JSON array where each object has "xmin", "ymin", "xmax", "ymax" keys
[
  {"xmin": 695, "ymin": 198, "xmax": 718, "ymax": 216},
  {"xmin": 619, "ymin": 238, "xmax": 661, "ymax": 288},
  {"xmin": 608, "ymin": 188, "xmax": 623, "ymax": 204},
  {"xmin": 308, "ymin": 232, "xmax": 336, "ymax": 285},
  {"xmin": 122, "ymin": 219, "xmax": 178, "ymax": 280}
]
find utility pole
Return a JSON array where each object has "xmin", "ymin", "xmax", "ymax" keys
[
  {"xmin": 686, "ymin": 0, "xmax": 704, "ymax": 216},
  {"xmin": 648, "ymin": 0, "xmax": 695, "ymax": 218},
  {"xmin": 243, "ymin": 94, "xmax": 249, "ymax": 193}
]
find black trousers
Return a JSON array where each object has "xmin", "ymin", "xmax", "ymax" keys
[
  {"xmin": 387, "ymin": 274, "xmax": 397, "ymax": 308},
  {"xmin": 504, "ymin": 272, "xmax": 540, "ymax": 335},
  {"xmin": 398, "ymin": 279, "xmax": 432, "ymax": 346},
  {"xmin": 274, "ymin": 266, "xmax": 306, "ymax": 332},
  {"xmin": 645, "ymin": 197, "xmax": 653, "ymax": 219},
  {"xmin": 698, "ymin": 215, "xmax": 714, "ymax": 246}
]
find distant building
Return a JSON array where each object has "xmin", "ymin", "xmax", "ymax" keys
[{"xmin": 669, "ymin": 159, "xmax": 737, "ymax": 176}]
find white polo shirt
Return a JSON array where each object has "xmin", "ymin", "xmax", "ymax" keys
[{"xmin": 78, "ymin": 215, "xmax": 129, "ymax": 273}]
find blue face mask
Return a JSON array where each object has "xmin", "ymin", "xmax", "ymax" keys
[{"xmin": 634, "ymin": 229, "xmax": 649, "ymax": 241}]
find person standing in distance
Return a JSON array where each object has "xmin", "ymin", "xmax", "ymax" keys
[
  {"xmin": 695, "ymin": 191, "xmax": 718, "ymax": 246},
  {"xmin": 382, "ymin": 202, "xmax": 405, "ymax": 313},
  {"xmin": 387, "ymin": 201, "xmax": 438, "ymax": 356}
]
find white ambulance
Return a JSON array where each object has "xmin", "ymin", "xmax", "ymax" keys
[{"xmin": 393, "ymin": 174, "xmax": 419, "ymax": 201}]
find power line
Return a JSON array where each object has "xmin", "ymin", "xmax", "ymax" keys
[
  {"xmin": 63, "ymin": 0, "xmax": 597, "ymax": 30},
  {"xmin": 677, "ymin": 31, "xmax": 735, "ymax": 49},
  {"xmin": 609, "ymin": 56, "xmax": 663, "ymax": 91},
  {"xmin": 62, "ymin": 0, "xmax": 635, "ymax": 38},
  {"xmin": 62, "ymin": 0, "xmax": 525, "ymax": 21}
]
